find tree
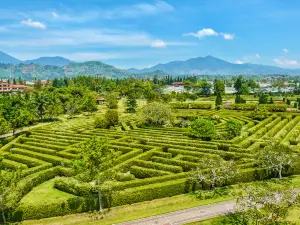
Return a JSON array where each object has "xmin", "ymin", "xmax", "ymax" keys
[
  {"xmin": 105, "ymin": 109, "xmax": 119, "ymax": 127},
  {"xmin": 215, "ymin": 93, "xmax": 222, "ymax": 107},
  {"xmin": 141, "ymin": 102, "xmax": 173, "ymax": 126},
  {"xmin": 83, "ymin": 95, "xmax": 97, "ymax": 115},
  {"xmin": 31, "ymin": 92, "xmax": 50, "ymax": 121},
  {"xmin": 257, "ymin": 142, "xmax": 295, "ymax": 179},
  {"xmin": 66, "ymin": 97, "xmax": 82, "ymax": 119},
  {"xmin": 247, "ymin": 79, "xmax": 260, "ymax": 93},
  {"xmin": 0, "ymin": 169, "xmax": 20, "ymax": 224},
  {"xmin": 74, "ymin": 136, "xmax": 120, "ymax": 212},
  {"xmin": 188, "ymin": 93, "xmax": 198, "ymax": 102},
  {"xmin": 161, "ymin": 94, "xmax": 172, "ymax": 103},
  {"xmin": 198, "ymin": 80, "xmax": 212, "ymax": 96},
  {"xmin": 176, "ymin": 93, "xmax": 187, "ymax": 103},
  {"xmin": 106, "ymin": 93, "xmax": 118, "ymax": 109},
  {"xmin": 188, "ymin": 118, "xmax": 215, "ymax": 141},
  {"xmin": 258, "ymin": 93, "xmax": 269, "ymax": 104},
  {"xmin": 126, "ymin": 93, "xmax": 137, "ymax": 113},
  {"xmin": 191, "ymin": 158, "xmax": 239, "ymax": 195},
  {"xmin": 250, "ymin": 107, "xmax": 269, "ymax": 121},
  {"xmin": 33, "ymin": 79, "xmax": 42, "ymax": 90},
  {"xmin": 235, "ymin": 181, "xmax": 300, "ymax": 224},
  {"xmin": 226, "ymin": 120, "xmax": 242, "ymax": 139},
  {"xmin": 0, "ymin": 117, "xmax": 10, "ymax": 135},
  {"xmin": 214, "ymin": 79, "xmax": 225, "ymax": 95}
]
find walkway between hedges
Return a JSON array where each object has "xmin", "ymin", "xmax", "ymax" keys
[{"xmin": 116, "ymin": 200, "xmax": 235, "ymax": 225}]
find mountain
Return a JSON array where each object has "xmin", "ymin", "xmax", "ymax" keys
[
  {"xmin": 129, "ymin": 55, "xmax": 300, "ymax": 75},
  {"xmin": 0, "ymin": 61, "xmax": 134, "ymax": 80},
  {"xmin": 24, "ymin": 56, "xmax": 72, "ymax": 67},
  {"xmin": 0, "ymin": 51, "xmax": 22, "ymax": 64}
]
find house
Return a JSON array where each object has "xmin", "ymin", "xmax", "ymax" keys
[
  {"xmin": 96, "ymin": 97, "xmax": 105, "ymax": 105},
  {"xmin": 172, "ymin": 82, "xmax": 184, "ymax": 87},
  {"xmin": 0, "ymin": 80, "xmax": 30, "ymax": 93}
]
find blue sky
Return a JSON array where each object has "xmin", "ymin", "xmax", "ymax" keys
[{"xmin": 0, "ymin": 0, "xmax": 300, "ymax": 69}]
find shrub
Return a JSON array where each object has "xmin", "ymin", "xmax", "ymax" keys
[
  {"xmin": 141, "ymin": 102, "xmax": 173, "ymax": 126},
  {"xmin": 226, "ymin": 120, "xmax": 242, "ymax": 139},
  {"xmin": 188, "ymin": 118, "xmax": 215, "ymax": 141},
  {"xmin": 94, "ymin": 117, "xmax": 108, "ymax": 129},
  {"xmin": 189, "ymin": 103, "xmax": 212, "ymax": 109},
  {"xmin": 105, "ymin": 109, "xmax": 119, "ymax": 127},
  {"xmin": 169, "ymin": 102, "xmax": 189, "ymax": 109},
  {"xmin": 130, "ymin": 166, "xmax": 171, "ymax": 178},
  {"xmin": 259, "ymin": 104, "xmax": 287, "ymax": 112},
  {"xmin": 54, "ymin": 177, "xmax": 93, "ymax": 196}
]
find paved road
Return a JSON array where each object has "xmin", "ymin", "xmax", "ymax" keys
[{"xmin": 116, "ymin": 200, "xmax": 235, "ymax": 225}]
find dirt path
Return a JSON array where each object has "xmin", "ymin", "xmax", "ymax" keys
[{"xmin": 116, "ymin": 200, "xmax": 235, "ymax": 225}]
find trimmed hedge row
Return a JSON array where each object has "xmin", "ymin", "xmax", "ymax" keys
[
  {"xmin": 54, "ymin": 177, "xmax": 93, "ymax": 196},
  {"xmin": 133, "ymin": 159, "xmax": 183, "ymax": 173},
  {"xmin": 225, "ymin": 103, "xmax": 257, "ymax": 111},
  {"xmin": 169, "ymin": 102, "xmax": 212, "ymax": 109},
  {"xmin": 130, "ymin": 166, "xmax": 171, "ymax": 178},
  {"xmin": 152, "ymin": 156, "xmax": 197, "ymax": 172},
  {"xmin": 259, "ymin": 104, "xmax": 287, "ymax": 112}
]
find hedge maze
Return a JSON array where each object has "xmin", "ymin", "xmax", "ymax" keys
[{"xmin": 1, "ymin": 111, "xmax": 300, "ymax": 220}]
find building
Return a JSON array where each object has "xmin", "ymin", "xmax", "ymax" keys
[
  {"xmin": 0, "ymin": 80, "xmax": 30, "ymax": 93},
  {"xmin": 96, "ymin": 97, "xmax": 105, "ymax": 105},
  {"xmin": 172, "ymin": 82, "xmax": 184, "ymax": 86}
]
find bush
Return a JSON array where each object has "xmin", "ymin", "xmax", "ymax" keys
[
  {"xmin": 130, "ymin": 166, "xmax": 171, "ymax": 178},
  {"xmin": 105, "ymin": 109, "xmax": 119, "ymax": 127},
  {"xmin": 141, "ymin": 102, "xmax": 173, "ymax": 126},
  {"xmin": 54, "ymin": 177, "xmax": 93, "ymax": 196},
  {"xmin": 169, "ymin": 102, "xmax": 189, "ymax": 109},
  {"xmin": 225, "ymin": 103, "xmax": 257, "ymax": 111},
  {"xmin": 188, "ymin": 118, "xmax": 215, "ymax": 141},
  {"xmin": 259, "ymin": 104, "xmax": 287, "ymax": 112},
  {"xmin": 189, "ymin": 103, "xmax": 212, "ymax": 109},
  {"xmin": 94, "ymin": 117, "xmax": 108, "ymax": 129},
  {"xmin": 226, "ymin": 120, "xmax": 242, "ymax": 139}
]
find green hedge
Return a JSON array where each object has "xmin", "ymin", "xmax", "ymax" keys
[
  {"xmin": 169, "ymin": 102, "xmax": 189, "ymax": 109},
  {"xmin": 133, "ymin": 159, "xmax": 183, "ymax": 173},
  {"xmin": 130, "ymin": 166, "xmax": 171, "ymax": 178},
  {"xmin": 225, "ymin": 103, "xmax": 257, "ymax": 111},
  {"xmin": 13, "ymin": 196, "xmax": 97, "ymax": 221},
  {"xmin": 54, "ymin": 177, "xmax": 93, "ymax": 196},
  {"xmin": 189, "ymin": 103, "xmax": 212, "ymax": 109},
  {"xmin": 152, "ymin": 156, "xmax": 197, "ymax": 172},
  {"xmin": 259, "ymin": 104, "xmax": 287, "ymax": 112}
]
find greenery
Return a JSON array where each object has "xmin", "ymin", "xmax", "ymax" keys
[{"xmin": 188, "ymin": 118, "xmax": 216, "ymax": 141}]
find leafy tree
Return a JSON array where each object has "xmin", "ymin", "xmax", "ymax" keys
[
  {"xmin": 235, "ymin": 181, "xmax": 300, "ymax": 224},
  {"xmin": 31, "ymin": 92, "xmax": 50, "ymax": 121},
  {"xmin": 106, "ymin": 93, "xmax": 118, "ymax": 109},
  {"xmin": 94, "ymin": 117, "xmax": 108, "ymax": 129},
  {"xmin": 188, "ymin": 93, "xmax": 198, "ymax": 102},
  {"xmin": 257, "ymin": 142, "xmax": 295, "ymax": 179},
  {"xmin": 105, "ymin": 109, "xmax": 119, "ymax": 127},
  {"xmin": 141, "ymin": 102, "xmax": 173, "ymax": 126},
  {"xmin": 215, "ymin": 93, "xmax": 222, "ymax": 107},
  {"xmin": 214, "ymin": 79, "xmax": 225, "ymax": 95},
  {"xmin": 126, "ymin": 93, "xmax": 137, "ymax": 113},
  {"xmin": 74, "ymin": 136, "xmax": 120, "ymax": 212},
  {"xmin": 258, "ymin": 93, "xmax": 269, "ymax": 104},
  {"xmin": 247, "ymin": 79, "xmax": 260, "ymax": 93},
  {"xmin": 188, "ymin": 118, "xmax": 215, "ymax": 141},
  {"xmin": 191, "ymin": 158, "xmax": 239, "ymax": 195},
  {"xmin": 9, "ymin": 108, "xmax": 34, "ymax": 134},
  {"xmin": 176, "ymin": 93, "xmax": 187, "ymax": 103},
  {"xmin": 33, "ymin": 79, "xmax": 42, "ymax": 90},
  {"xmin": 226, "ymin": 120, "xmax": 242, "ymax": 139},
  {"xmin": 0, "ymin": 117, "xmax": 10, "ymax": 135},
  {"xmin": 161, "ymin": 94, "xmax": 172, "ymax": 103},
  {"xmin": 83, "ymin": 95, "xmax": 97, "ymax": 115},
  {"xmin": 198, "ymin": 80, "xmax": 212, "ymax": 96},
  {"xmin": 0, "ymin": 169, "xmax": 20, "ymax": 224},
  {"xmin": 66, "ymin": 97, "xmax": 82, "ymax": 119}
]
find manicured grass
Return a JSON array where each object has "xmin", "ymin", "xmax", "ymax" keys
[
  {"xmin": 20, "ymin": 179, "xmax": 75, "ymax": 205},
  {"xmin": 22, "ymin": 194, "xmax": 233, "ymax": 225}
]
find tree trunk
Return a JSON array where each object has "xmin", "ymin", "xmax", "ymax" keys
[
  {"xmin": 98, "ymin": 190, "xmax": 103, "ymax": 212},
  {"xmin": 2, "ymin": 210, "xmax": 6, "ymax": 225},
  {"xmin": 279, "ymin": 168, "xmax": 282, "ymax": 179}
]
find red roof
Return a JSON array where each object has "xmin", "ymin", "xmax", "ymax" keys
[
  {"xmin": 96, "ymin": 97, "xmax": 105, "ymax": 101},
  {"xmin": 172, "ymin": 82, "xmax": 184, "ymax": 86}
]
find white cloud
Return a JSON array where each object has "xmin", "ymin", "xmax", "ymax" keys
[
  {"xmin": 221, "ymin": 33, "xmax": 235, "ymax": 40},
  {"xmin": 235, "ymin": 60, "xmax": 244, "ymax": 64},
  {"xmin": 150, "ymin": 39, "xmax": 167, "ymax": 48},
  {"xmin": 20, "ymin": 19, "xmax": 46, "ymax": 29},
  {"xmin": 282, "ymin": 48, "xmax": 289, "ymax": 53},
  {"xmin": 183, "ymin": 28, "xmax": 218, "ymax": 38},
  {"xmin": 274, "ymin": 58, "xmax": 298, "ymax": 66},
  {"xmin": 255, "ymin": 53, "xmax": 261, "ymax": 59},
  {"xmin": 52, "ymin": 11, "xmax": 58, "ymax": 18},
  {"xmin": 183, "ymin": 28, "xmax": 234, "ymax": 40}
]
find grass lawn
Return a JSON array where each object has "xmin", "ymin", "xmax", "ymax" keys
[
  {"xmin": 22, "ymin": 194, "xmax": 233, "ymax": 225},
  {"xmin": 21, "ymin": 175, "xmax": 300, "ymax": 225},
  {"xmin": 20, "ymin": 179, "xmax": 75, "ymax": 205}
]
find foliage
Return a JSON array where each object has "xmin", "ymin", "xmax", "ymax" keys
[
  {"xmin": 190, "ymin": 158, "xmax": 239, "ymax": 194},
  {"xmin": 106, "ymin": 93, "xmax": 118, "ymax": 109},
  {"xmin": 82, "ymin": 95, "xmax": 97, "ymax": 115},
  {"xmin": 250, "ymin": 107, "xmax": 269, "ymax": 121},
  {"xmin": 258, "ymin": 93, "xmax": 269, "ymax": 104},
  {"xmin": 0, "ymin": 169, "xmax": 20, "ymax": 224},
  {"xmin": 94, "ymin": 117, "xmax": 108, "ymax": 129},
  {"xmin": 257, "ymin": 142, "xmax": 295, "ymax": 179},
  {"xmin": 226, "ymin": 120, "xmax": 242, "ymax": 139},
  {"xmin": 104, "ymin": 109, "xmax": 119, "ymax": 127},
  {"xmin": 141, "ymin": 102, "xmax": 173, "ymax": 126},
  {"xmin": 126, "ymin": 93, "xmax": 137, "ymax": 113},
  {"xmin": 188, "ymin": 118, "xmax": 216, "ymax": 141},
  {"xmin": 0, "ymin": 117, "xmax": 10, "ymax": 135},
  {"xmin": 235, "ymin": 181, "xmax": 300, "ymax": 224},
  {"xmin": 198, "ymin": 80, "xmax": 212, "ymax": 96}
]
